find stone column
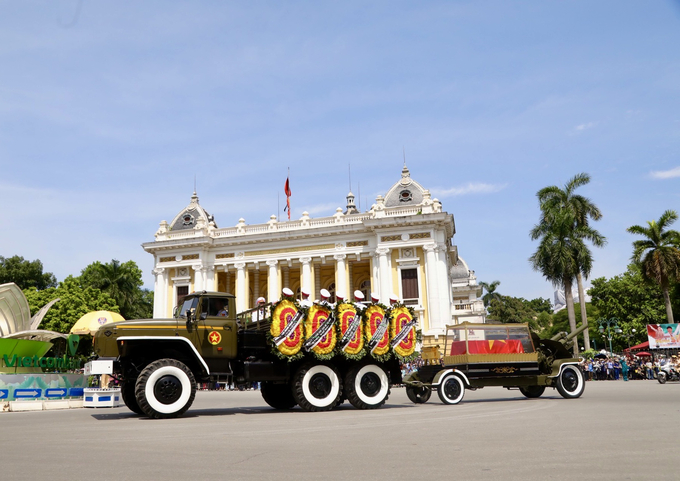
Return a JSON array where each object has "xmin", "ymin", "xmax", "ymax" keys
[
  {"xmin": 376, "ymin": 247, "xmax": 391, "ymax": 303},
  {"xmin": 266, "ymin": 260, "xmax": 279, "ymax": 302},
  {"xmin": 314, "ymin": 261, "xmax": 322, "ymax": 299},
  {"xmin": 435, "ymin": 245, "xmax": 452, "ymax": 324},
  {"xmin": 283, "ymin": 265, "xmax": 290, "ymax": 289},
  {"xmin": 348, "ymin": 261, "xmax": 354, "ymax": 295},
  {"xmin": 235, "ymin": 262, "xmax": 246, "ymax": 313},
  {"xmin": 300, "ymin": 256, "xmax": 312, "ymax": 292},
  {"xmin": 423, "ymin": 243, "xmax": 442, "ymax": 331},
  {"xmin": 192, "ymin": 264, "xmax": 204, "ymax": 291},
  {"xmin": 334, "ymin": 254, "xmax": 347, "ymax": 298},
  {"xmin": 152, "ymin": 267, "xmax": 166, "ymax": 318},
  {"xmin": 205, "ymin": 265, "xmax": 215, "ymax": 291},
  {"xmin": 253, "ymin": 265, "xmax": 260, "ymax": 300},
  {"xmin": 225, "ymin": 268, "xmax": 231, "ymax": 294}
]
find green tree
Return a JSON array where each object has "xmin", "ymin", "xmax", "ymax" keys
[
  {"xmin": 530, "ymin": 209, "xmax": 605, "ymax": 356},
  {"xmin": 23, "ymin": 277, "xmax": 119, "ymax": 333},
  {"xmin": 589, "ymin": 264, "xmax": 667, "ymax": 349},
  {"xmin": 78, "ymin": 260, "xmax": 152, "ymax": 319},
  {"xmin": 530, "ymin": 173, "xmax": 606, "ymax": 356},
  {"xmin": 550, "ymin": 303, "xmax": 600, "ymax": 349},
  {"xmin": 0, "ymin": 255, "xmax": 57, "ymax": 290},
  {"xmin": 487, "ymin": 295, "xmax": 552, "ymax": 334},
  {"xmin": 479, "ymin": 280, "xmax": 502, "ymax": 308},
  {"xmin": 627, "ymin": 210, "xmax": 680, "ymax": 323}
]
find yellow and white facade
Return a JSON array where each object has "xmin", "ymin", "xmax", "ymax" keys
[{"xmin": 143, "ymin": 166, "xmax": 484, "ymax": 347}]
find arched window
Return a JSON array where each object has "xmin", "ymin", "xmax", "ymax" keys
[
  {"xmin": 360, "ymin": 280, "xmax": 371, "ymax": 300},
  {"xmin": 327, "ymin": 282, "xmax": 336, "ymax": 303}
]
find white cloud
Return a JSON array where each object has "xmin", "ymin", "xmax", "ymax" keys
[
  {"xmin": 570, "ymin": 122, "xmax": 598, "ymax": 135},
  {"xmin": 431, "ymin": 182, "xmax": 507, "ymax": 197},
  {"xmin": 650, "ymin": 166, "xmax": 680, "ymax": 180}
]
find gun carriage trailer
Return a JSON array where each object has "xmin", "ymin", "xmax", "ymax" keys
[{"xmin": 403, "ymin": 322, "xmax": 587, "ymax": 404}]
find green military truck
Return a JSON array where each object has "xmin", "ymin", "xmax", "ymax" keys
[{"xmin": 90, "ymin": 290, "xmax": 402, "ymax": 418}]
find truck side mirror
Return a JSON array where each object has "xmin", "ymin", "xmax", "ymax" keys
[{"xmin": 173, "ymin": 306, "xmax": 179, "ymax": 318}]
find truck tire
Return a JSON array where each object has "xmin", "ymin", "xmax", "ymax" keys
[
  {"xmin": 135, "ymin": 358, "xmax": 197, "ymax": 419},
  {"xmin": 437, "ymin": 373, "xmax": 465, "ymax": 405},
  {"xmin": 345, "ymin": 363, "xmax": 390, "ymax": 410},
  {"xmin": 261, "ymin": 382, "xmax": 297, "ymax": 410},
  {"xmin": 519, "ymin": 386, "xmax": 545, "ymax": 398},
  {"xmin": 556, "ymin": 365, "xmax": 585, "ymax": 399},
  {"xmin": 406, "ymin": 385, "xmax": 431, "ymax": 404},
  {"xmin": 121, "ymin": 380, "xmax": 144, "ymax": 415},
  {"xmin": 293, "ymin": 362, "xmax": 342, "ymax": 412}
]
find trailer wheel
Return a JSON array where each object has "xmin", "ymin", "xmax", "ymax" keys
[
  {"xmin": 345, "ymin": 363, "xmax": 390, "ymax": 410},
  {"xmin": 519, "ymin": 386, "xmax": 545, "ymax": 398},
  {"xmin": 293, "ymin": 362, "xmax": 342, "ymax": 412},
  {"xmin": 556, "ymin": 365, "xmax": 585, "ymax": 399},
  {"xmin": 121, "ymin": 379, "xmax": 144, "ymax": 415},
  {"xmin": 406, "ymin": 385, "xmax": 432, "ymax": 404},
  {"xmin": 261, "ymin": 382, "xmax": 297, "ymax": 410},
  {"xmin": 437, "ymin": 373, "xmax": 465, "ymax": 405},
  {"xmin": 135, "ymin": 358, "xmax": 196, "ymax": 419}
]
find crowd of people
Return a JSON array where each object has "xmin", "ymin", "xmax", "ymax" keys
[{"xmin": 580, "ymin": 354, "xmax": 679, "ymax": 381}]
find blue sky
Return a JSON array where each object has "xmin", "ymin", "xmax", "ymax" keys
[{"xmin": 1, "ymin": 1, "xmax": 679, "ymax": 301}]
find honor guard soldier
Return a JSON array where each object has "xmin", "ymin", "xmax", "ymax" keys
[
  {"xmin": 319, "ymin": 288, "xmax": 332, "ymax": 308},
  {"xmin": 353, "ymin": 290, "xmax": 367, "ymax": 311},
  {"xmin": 300, "ymin": 287, "xmax": 313, "ymax": 308}
]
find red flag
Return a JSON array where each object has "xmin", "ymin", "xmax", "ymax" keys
[{"xmin": 284, "ymin": 177, "xmax": 292, "ymax": 220}]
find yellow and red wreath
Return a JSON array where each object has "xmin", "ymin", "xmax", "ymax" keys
[
  {"xmin": 337, "ymin": 303, "xmax": 364, "ymax": 356},
  {"xmin": 365, "ymin": 305, "xmax": 390, "ymax": 356},
  {"xmin": 305, "ymin": 304, "xmax": 337, "ymax": 357},
  {"xmin": 390, "ymin": 306, "xmax": 416, "ymax": 359},
  {"xmin": 270, "ymin": 299, "xmax": 303, "ymax": 357}
]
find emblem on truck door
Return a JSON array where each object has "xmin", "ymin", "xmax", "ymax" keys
[{"xmin": 208, "ymin": 331, "xmax": 222, "ymax": 345}]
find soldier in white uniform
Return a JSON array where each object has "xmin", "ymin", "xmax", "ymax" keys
[
  {"xmin": 353, "ymin": 290, "xmax": 366, "ymax": 311},
  {"xmin": 300, "ymin": 287, "xmax": 313, "ymax": 308}
]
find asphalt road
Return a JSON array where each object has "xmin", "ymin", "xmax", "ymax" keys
[{"xmin": 1, "ymin": 380, "xmax": 677, "ymax": 481}]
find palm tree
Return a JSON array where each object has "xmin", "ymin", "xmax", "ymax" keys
[
  {"xmin": 529, "ymin": 209, "xmax": 601, "ymax": 357},
  {"xmin": 81, "ymin": 260, "xmax": 141, "ymax": 319},
  {"xmin": 479, "ymin": 280, "xmax": 501, "ymax": 308},
  {"xmin": 531, "ymin": 173, "xmax": 606, "ymax": 351},
  {"xmin": 627, "ymin": 210, "xmax": 680, "ymax": 323}
]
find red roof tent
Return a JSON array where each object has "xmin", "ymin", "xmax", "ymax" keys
[{"xmin": 624, "ymin": 341, "xmax": 649, "ymax": 352}]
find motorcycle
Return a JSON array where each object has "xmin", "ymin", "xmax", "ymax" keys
[{"xmin": 657, "ymin": 365, "xmax": 680, "ymax": 384}]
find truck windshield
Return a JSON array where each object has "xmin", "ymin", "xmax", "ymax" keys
[{"xmin": 178, "ymin": 297, "xmax": 199, "ymax": 318}]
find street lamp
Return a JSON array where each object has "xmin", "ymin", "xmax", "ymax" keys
[
  {"xmin": 622, "ymin": 328, "xmax": 637, "ymax": 349},
  {"xmin": 598, "ymin": 318, "xmax": 622, "ymax": 354}
]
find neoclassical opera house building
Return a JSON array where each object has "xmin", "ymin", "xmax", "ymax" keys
[{"xmin": 145, "ymin": 166, "xmax": 485, "ymax": 347}]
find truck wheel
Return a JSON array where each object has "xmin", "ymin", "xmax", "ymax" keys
[
  {"xmin": 437, "ymin": 373, "xmax": 465, "ymax": 405},
  {"xmin": 135, "ymin": 359, "xmax": 197, "ymax": 419},
  {"xmin": 556, "ymin": 365, "xmax": 585, "ymax": 399},
  {"xmin": 406, "ymin": 385, "xmax": 431, "ymax": 404},
  {"xmin": 121, "ymin": 380, "xmax": 144, "ymax": 415},
  {"xmin": 261, "ymin": 382, "xmax": 297, "ymax": 410},
  {"xmin": 345, "ymin": 363, "xmax": 391, "ymax": 410},
  {"xmin": 657, "ymin": 372, "xmax": 667, "ymax": 384},
  {"xmin": 293, "ymin": 362, "xmax": 342, "ymax": 412},
  {"xmin": 519, "ymin": 386, "xmax": 545, "ymax": 398}
]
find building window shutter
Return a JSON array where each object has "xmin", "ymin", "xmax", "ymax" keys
[{"xmin": 401, "ymin": 268, "xmax": 419, "ymax": 304}]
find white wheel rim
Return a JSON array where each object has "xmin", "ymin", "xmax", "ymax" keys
[
  {"xmin": 562, "ymin": 365, "xmax": 584, "ymax": 396},
  {"xmin": 144, "ymin": 365, "xmax": 192, "ymax": 414},
  {"xmin": 441, "ymin": 375, "xmax": 464, "ymax": 404},
  {"xmin": 354, "ymin": 364, "xmax": 389, "ymax": 405},
  {"xmin": 302, "ymin": 365, "xmax": 340, "ymax": 408}
]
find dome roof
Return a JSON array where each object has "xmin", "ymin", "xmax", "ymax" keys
[
  {"xmin": 383, "ymin": 164, "xmax": 427, "ymax": 207},
  {"xmin": 450, "ymin": 257, "xmax": 471, "ymax": 279},
  {"xmin": 168, "ymin": 192, "xmax": 217, "ymax": 231}
]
